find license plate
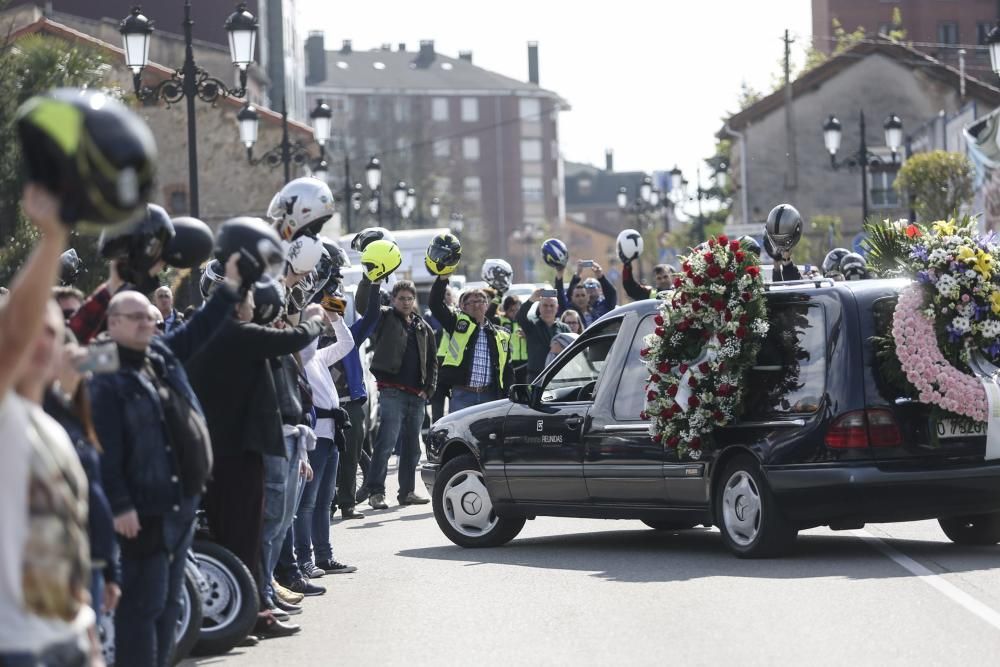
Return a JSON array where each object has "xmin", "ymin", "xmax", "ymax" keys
[{"xmin": 934, "ymin": 418, "xmax": 986, "ymax": 440}]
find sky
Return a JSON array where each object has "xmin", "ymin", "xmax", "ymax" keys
[{"xmin": 297, "ymin": 0, "xmax": 813, "ymax": 187}]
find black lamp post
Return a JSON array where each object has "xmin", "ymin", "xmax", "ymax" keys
[
  {"xmin": 822, "ymin": 110, "xmax": 903, "ymax": 224},
  {"xmin": 668, "ymin": 164, "xmax": 729, "ymax": 244},
  {"xmin": 120, "ymin": 2, "xmax": 258, "ymax": 217},
  {"xmin": 237, "ymin": 98, "xmax": 331, "ymax": 183},
  {"xmin": 617, "ymin": 175, "xmax": 666, "ymax": 230}
]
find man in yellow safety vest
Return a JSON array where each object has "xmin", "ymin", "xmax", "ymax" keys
[{"xmin": 496, "ymin": 295, "xmax": 528, "ymax": 384}]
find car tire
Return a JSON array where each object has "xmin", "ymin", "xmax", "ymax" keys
[
  {"xmin": 939, "ymin": 513, "xmax": 1000, "ymax": 545},
  {"xmin": 433, "ymin": 454, "xmax": 525, "ymax": 548},
  {"xmin": 172, "ymin": 563, "xmax": 204, "ymax": 664},
  {"xmin": 190, "ymin": 539, "xmax": 260, "ymax": 657},
  {"xmin": 715, "ymin": 455, "xmax": 797, "ymax": 558},
  {"xmin": 641, "ymin": 520, "xmax": 698, "ymax": 531}
]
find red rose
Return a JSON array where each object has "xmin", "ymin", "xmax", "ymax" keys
[
  {"xmin": 691, "ymin": 302, "xmax": 702, "ymax": 312},
  {"xmin": 736, "ymin": 326, "xmax": 747, "ymax": 339},
  {"xmin": 698, "ymin": 362, "xmax": 710, "ymax": 374},
  {"xmin": 735, "ymin": 251, "xmax": 745, "ymax": 262},
  {"xmin": 708, "ymin": 238, "xmax": 716, "ymax": 248},
  {"xmin": 639, "ymin": 411, "xmax": 648, "ymax": 420},
  {"xmin": 682, "ymin": 262, "xmax": 691, "ymax": 273},
  {"xmin": 689, "ymin": 436, "xmax": 702, "ymax": 450},
  {"xmin": 672, "ymin": 404, "xmax": 683, "ymax": 415},
  {"xmin": 640, "ymin": 347, "xmax": 649, "ymax": 357},
  {"xmin": 741, "ymin": 291, "xmax": 751, "ymax": 302},
  {"xmin": 677, "ymin": 320, "xmax": 690, "ymax": 332},
  {"xmin": 746, "ymin": 266, "xmax": 760, "ymax": 278},
  {"xmin": 711, "ymin": 300, "xmax": 724, "ymax": 312},
  {"xmin": 714, "ymin": 410, "xmax": 725, "ymax": 421},
  {"xmin": 739, "ymin": 314, "xmax": 748, "ymax": 325},
  {"xmin": 688, "ymin": 396, "xmax": 701, "ymax": 408},
  {"xmin": 647, "ymin": 390, "xmax": 657, "ymax": 401},
  {"xmin": 718, "ymin": 234, "xmax": 729, "ymax": 245},
  {"xmin": 679, "ymin": 293, "xmax": 688, "ymax": 304},
  {"xmin": 678, "ymin": 363, "xmax": 689, "ymax": 374},
  {"xmin": 660, "ymin": 407, "xmax": 672, "ymax": 417},
  {"xmin": 688, "ymin": 376, "xmax": 698, "ymax": 388},
  {"xmin": 717, "ymin": 333, "xmax": 727, "ymax": 343},
  {"xmin": 717, "ymin": 383, "xmax": 730, "ymax": 397},
  {"xmin": 730, "ymin": 240, "xmax": 741, "ymax": 252},
  {"xmin": 654, "ymin": 315, "xmax": 664, "ymax": 326},
  {"xmin": 667, "ymin": 385, "xmax": 678, "ymax": 397},
  {"xmin": 707, "ymin": 265, "xmax": 721, "ymax": 278},
  {"xmin": 673, "ymin": 277, "xmax": 683, "ymax": 288},
  {"xmin": 650, "ymin": 374, "xmax": 661, "ymax": 383},
  {"xmin": 724, "ymin": 310, "xmax": 733, "ymax": 322},
  {"xmin": 667, "ymin": 436, "xmax": 680, "ymax": 447},
  {"xmin": 658, "ymin": 361, "xmax": 671, "ymax": 373},
  {"xmin": 723, "ymin": 270, "xmax": 736, "ymax": 283},
  {"xmin": 704, "ymin": 252, "xmax": 715, "ymax": 264},
  {"xmin": 652, "ymin": 434, "xmax": 662, "ymax": 443},
  {"xmin": 692, "ymin": 275, "xmax": 704, "ymax": 287},
  {"xmin": 655, "ymin": 326, "xmax": 665, "ymax": 336},
  {"xmin": 700, "ymin": 292, "xmax": 711, "ymax": 302}
]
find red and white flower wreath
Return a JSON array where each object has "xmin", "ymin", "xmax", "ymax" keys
[{"xmin": 641, "ymin": 235, "xmax": 769, "ymax": 459}]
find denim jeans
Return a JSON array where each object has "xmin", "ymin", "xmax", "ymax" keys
[
  {"xmin": 260, "ymin": 433, "xmax": 301, "ymax": 601},
  {"xmin": 449, "ymin": 387, "xmax": 499, "ymax": 414},
  {"xmin": 368, "ymin": 388, "xmax": 426, "ymax": 500},
  {"xmin": 294, "ymin": 437, "xmax": 339, "ymax": 566},
  {"xmin": 115, "ymin": 495, "xmax": 198, "ymax": 667}
]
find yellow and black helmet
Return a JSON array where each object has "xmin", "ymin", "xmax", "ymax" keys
[
  {"xmin": 16, "ymin": 88, "xmax": 157, "ymax": 231},
  {"xmin": 425, "ymin": 232, "xmax": 462, "ymax": 276}
]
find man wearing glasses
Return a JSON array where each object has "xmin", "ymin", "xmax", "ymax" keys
[
  {"xmin": 430, "ymin": 276, "xmax": 513, "ymax": 414},
  {"xmin": 359, "ymin": 280, "xmax": 437, "ymax": 509}
]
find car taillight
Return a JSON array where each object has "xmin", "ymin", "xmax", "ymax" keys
[{"xmin": 825, "ymin": 408, "xmax": 902, "ymax": 449}]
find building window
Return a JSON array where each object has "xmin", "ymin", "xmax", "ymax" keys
[
  {"xmin": 938, "ymin": 22, "xmax": 959, "ymax": 45},
  {"xmin": 520, "ymin": 138, "xmax": 543, "ymax": 162},
  {"xmin": 165, "ymin": 186, "xmax": 188, "ymax": 215},
  {"xmin": 434, "ymin": 176, "xmax": 452, "ymax": 194},
  {"xmin": 432, "ymin": 97, "xmax": 449, "ymax": 121},
  {"xmin": 522, "ymin": 176, "xmax": 543, "ymax": 202},
  {"xmin": 394, "ymin": 99, "xmax": 410, "ymax": 123},
  {"xmin": 519, "ymin": 97, "xmax": 541, "ymax": 120},
  {"xmin": 870, "ymin": 167, "xmax": 900, "ymax": 209},
  {"xmin": 433, "ymin": 138, "xmax": 450, "ymax": 158},
  {"xmin": 461, "ymin": 97, "xmax": 479, "ymax": 122},
  {"xmin": 979, "ymin": 22, "xmax": 993, "ymax": 45},
  {"xmin": 462, "ymin": 136, "xmax": 480, "ymax": 160},
  {"xmin": 577, "ymin": 178, "xmax": 592, "ymax": 197},
  {"xmin": 367, "ymin": 97, "xmax": 379, "ymax": 121},
  {"xmin": 463, "ymin": 176, "xmax": 481, "ymax": 202}
]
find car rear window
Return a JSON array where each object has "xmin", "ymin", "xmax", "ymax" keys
[{"xmin": 743, "ymin": 302, "xmax": 827, "ymax": 418}]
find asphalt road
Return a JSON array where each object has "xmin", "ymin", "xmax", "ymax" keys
[{"xmin": 182, "ymin": 465, "xmax": 1000, "ymax": 666}]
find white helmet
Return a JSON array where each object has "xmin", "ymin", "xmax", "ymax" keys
[
  {"xmin": 283, "ymin": 235, "xmax": 324, "ymax": 275},
  {"xmin": 482, "ymin": 259, "xmax": 513, "ymax": 292},
  {"xmin": 616, "ymin": 229, "xmax": 644, "ymax": 263},
  {"xmin": 271, "ymin": 177, "xmax": 336, "ymax": 241}
]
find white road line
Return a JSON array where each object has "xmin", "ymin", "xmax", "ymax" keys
[{"xmin": 853, "ymin": 529, "xmax": 1000, "ymax": 631}]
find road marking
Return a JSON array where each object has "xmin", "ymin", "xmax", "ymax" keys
[{"xmin": 853, "ymin": 529, "xmax": 1000, "ymax": 631}]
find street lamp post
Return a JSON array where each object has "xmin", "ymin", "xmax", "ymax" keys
[
  {"xmin": 617, "ymin": 175, "xmax": 666, "ymax": 230},
  {"xmin": 120, "ymin": 2, "xmax": 258, "ymax": 217},
  {"xmin": 822, "ymin": 110, "xmax": 903, "ymax": 224},
  {"xmin": 667, "ymin": 165, "xmax": 727, "ymax": 244},
  {"xmin": 237, "ymin": 98, "xmax": 331, "ymax": 183}
]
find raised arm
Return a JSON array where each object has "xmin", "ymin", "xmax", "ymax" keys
[
  {"xmin": 622, "ymin": 261, "xmax": 652, "ymax": 301},
  {"xmin": 430, "ymin": 276, "xmax": 459, "ymax": 333},
  {"xmin": 311, "ymin": 315, "xmax": 355, "ymax": 366}
]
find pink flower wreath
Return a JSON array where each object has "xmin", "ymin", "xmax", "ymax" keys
[{"xmin": 892, "ymin": 285, "xmax": 987, "ymax": 421}]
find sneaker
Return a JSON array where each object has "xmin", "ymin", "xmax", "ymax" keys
[
  {"xmin": 340, "ymin": 507, "xmax": 365, "ymax": 520},
  {"xmin": 398, "ymin": 492, "xmax": 430, "ymax": 505},
  {"xmin": 300, "ymin": 562, "xmax": 326, "ymax": 579},
  {"xmin": 273, "ymin": 580, "xmax": 304, "ymax": 605},
  {"xmin": 316, "ymin": 559, "xmax": 358, "ymax": 574},
  {"xmin": 271, "ymin": 596, "xmax": 302, "ymax": 615},
  {"xmin": 287, "ymin": 577, "xmax": 326, "ymax": 597},
  {"xmin": 368, "ymin": 493, "xmax": 388, "ymax": 510}
]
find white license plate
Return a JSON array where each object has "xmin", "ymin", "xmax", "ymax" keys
[{"xmin": 935, "ymin": 418, "xmax": 986, "ymax": 439}]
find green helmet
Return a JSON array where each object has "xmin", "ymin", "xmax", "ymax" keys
[{"xmin": 16, "ymin": 88, "xmax": 157, "ymax": 231}]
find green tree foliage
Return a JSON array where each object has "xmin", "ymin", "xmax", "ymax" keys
[
  {"xmin": 0, "ymin": 31, "xmax": 113, "ymax": 291},
  {"xmin": 893, "ymin": 150, "xmax": 973, "ymax": 222}
]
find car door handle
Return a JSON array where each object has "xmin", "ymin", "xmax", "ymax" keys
[{"xmin": 565, "ymin": 417, "xmax": 583, "ymax": 428}]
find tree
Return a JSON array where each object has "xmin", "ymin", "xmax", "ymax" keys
[
  {"xmin": 0, "ymin": 30, "xmax": 113, "ymax": 291},
  {"xmin": 893, "ymin": 150, "xmax": 973, "ymax": 222}
]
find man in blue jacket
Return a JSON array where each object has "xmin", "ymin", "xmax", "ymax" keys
[
  {"xmin": 90, "ymin": 255, "xmax": 242, "ymax": 667},
  {"xmin": 332, "ymin": 277, "xmax": 382, "ymax": 519}
]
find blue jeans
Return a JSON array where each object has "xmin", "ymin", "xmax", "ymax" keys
[
  {"xmin": 260, "ymin": 433, "xmax": 301, "ymax": 601},
  {"xmin": 115, "ymin": 496, "xmax": 198, "ymax": 667},
  {"xmin": 275, "ymin": 470, "xmax": 308, "ymax": 585},
  {"xmin": 369, "ymin": 388, "xmax": 426, "ymax": 500},
  {"xmin": 450, "ymin": 387, "xmax": 499, "ymax": 414},
  {"xmin": 294, "ymin": 437, "xmax": 339, "ymax": 566}
]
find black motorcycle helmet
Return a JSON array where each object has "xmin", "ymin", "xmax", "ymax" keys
[
  {"xmin": 97, "ymin": 203, "xmax": 174, "ymax": 293},
  {"xmin": 764, "ymin": 204, "xmax": 803, "ymax": 256},
  {"xmin": 58, "ymin": 248, "xmax": 84, "ymax": 286},
  {"xmin": 840, "ymin": 252, "xmax": 869, "ymax": 280},
  {"xmin": 252, "ymin": 277, "xmax": 286, "ymax": 325},
  {"xmin": 214, "ymin": 217, "xmax": 285, "ymax": 289},
  {"xmin": 739, "ymin": 236, "xmax": 762, "ymax": 258},
  {"xmin": 163, "ymin": 216, "xmax": 214, "ymax": 269},
  {"xmin": 199, "ymin": 259, "xmax": 225, "ymax": 299},
  {"xmin": 320, "ymin": 236, "xmax": 351, "ymax": 280},
  {"xmin": 350, "ymin": 226, "xmax": 395, "ymax": 252},
  {"xmin": 822, "ymin": 247, "xmax": 851, "ymax": 278},
  {"xmin": 425, "ymin": 232, "xmax": 462, "ymax": 275},
  {"xmin": 16, "ymin": 88, "xmax": 157, "ymax": 231}
]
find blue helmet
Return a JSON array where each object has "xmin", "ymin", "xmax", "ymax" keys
[{"xmin": 541, "ymin": 238, "xmax": 568, "ymax": 268}]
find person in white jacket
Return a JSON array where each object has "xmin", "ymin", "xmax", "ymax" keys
[{"xmin": 294, "ymin": 312, "xmax": 359, "ymax": 577}]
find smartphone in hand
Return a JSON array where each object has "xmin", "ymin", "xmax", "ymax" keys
[
  {"xmin": 76, "ymin": 341, "xmax": 120, "ymax": 374},
  {"xmin": 579, "ymin": 260, "xmax": 595, "ymax": 268},
  {"xmin": 540, "ymin": 289, "xmax": 559, "ymax": 298}
]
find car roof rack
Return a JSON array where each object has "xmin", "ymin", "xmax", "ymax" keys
[{"xmin": 764, "ymin": 278, "xmax": 835, "ymax": 291}]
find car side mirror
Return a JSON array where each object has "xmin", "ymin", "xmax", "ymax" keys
[{"xmin": 509, "ymin": 383, "xmax": 537, "ymax": 407}]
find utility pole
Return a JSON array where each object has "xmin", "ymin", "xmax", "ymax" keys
[{"xmin": 784, "ymin": 29, "xmax": 798, "ymax": 191}]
